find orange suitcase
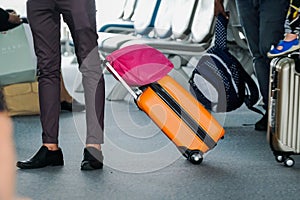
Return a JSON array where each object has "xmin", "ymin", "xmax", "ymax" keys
[
  {"xmin": 137, "ymin": 75, "xmax": 225, "ymax": 164},
  {"xmin": 102, "ymin": 55, "xmax": 225, "ymax": 164}
]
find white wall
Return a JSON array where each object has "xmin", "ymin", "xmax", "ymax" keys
[{"xmin": 1, "ymin": 1, "xmax": 27, "ymax": 16}]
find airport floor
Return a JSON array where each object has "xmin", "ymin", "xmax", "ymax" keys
[{"xmin": 12, "ymin": 59, "xmax": 300, "ymax": 200}]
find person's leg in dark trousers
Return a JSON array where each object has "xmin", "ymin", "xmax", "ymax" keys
[
  {"xmin": 236, "ymin": 0, "xmax": 289, "ymax": 131},
  {"xmin": 17, "ymin": 0, "xmax": 104, "ymax": 170},
  {"xmin": 28, "ymin": 0, "xmax": 62, "ymax": 145},
  {"xmin": 16, "ymin": 0, "xmax": 64, "ymax": 169},
  {"xmin": 59, "ymin": 0, "xmax": 105, "ymax": 144},
  {"xmin": 58, "ymin": 0, "xmax": 105, "ymax": 170}
]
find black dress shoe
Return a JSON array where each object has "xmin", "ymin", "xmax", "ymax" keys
[
  {"xmin": 16, "ymin": 146, "xmax": 64, "ymax": 169},
  {"xmin": 255, "ymin": 113, "xmax": 268, "ymax": 131},
  {"xmin": 81, "ymin": 147, "xmax": 103, "ymax": 170},
  {"xmin": 60, "ymin": 99, "xmax": 85, "ymax": 112}
]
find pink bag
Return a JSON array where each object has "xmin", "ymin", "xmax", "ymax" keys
[{"xmin": 106, "ymin": 44, "xmax": 174, "ymax": 86}]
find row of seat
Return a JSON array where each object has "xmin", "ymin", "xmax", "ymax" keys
[
  {"xmin": 98, "ymin": 0, "xmax": 251, "ymax": 71},
  {"xmin": 98, "ymin": 0, "xmax": 159, "ymax": 39},
  {"xmin": 98, "ymin": 0, "xmax": 218, "ymax": 100},
  {"xmin": 98, "ymin": 0, "xmax": 249, "ymax": 58},
  {"xmin": 98, "ymin": 0, "xmax": 215, "ymax": 56},
  {"xmin": 94, "ymin": 0, "xmax": 256, "ymax": 102}
]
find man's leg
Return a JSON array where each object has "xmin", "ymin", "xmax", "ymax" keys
[
  {"xmin": 16, "ymin": 0, "xmax": 64, "ymax": 169},
  {"xmin": 59, "ymin": 0, "xmax": 105, "ymax": 170},
  {"xmin": 27, "ymin": 0, "xmax": 62, "ymax": 144}
]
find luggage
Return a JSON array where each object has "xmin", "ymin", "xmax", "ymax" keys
[
  {"xmin": 189, "ymin": 14, "xmax": 261, "ymax": 114},
  {"xmin": 268, "ymin": 55, "xmax": 300, "ymax": 167},
  {"xmin": 106, "ymin": 44, "xmax": 173, "ymax": 86},
  {"xmin": 137, "ymin": 75, "xmax": 225, "ymax": 164},
  {"xmin": 101, "ymin": 45, "xmax": 225, "ymax": 164},
  {"xmin": 0, "ymin": 24, "xmax": 37, "ymax": 86}
]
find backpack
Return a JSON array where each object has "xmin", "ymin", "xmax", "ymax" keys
[{"xmin": 189, "ymin": 14, "xmax": 262, "ymax": 114}]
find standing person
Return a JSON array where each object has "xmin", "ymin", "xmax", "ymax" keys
[
  {"xmin": 234, "ymin": 0, "xmax": 289, "ymax": 131},
  {"xmin": 16, "ymin": 0, "xmax": 105, "ymax": 170},
  {"xmin": 268, "ymin": 0, "xmax": 300, "ymax": 57}
]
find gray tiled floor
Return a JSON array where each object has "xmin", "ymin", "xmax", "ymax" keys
[{"xmin": 13, "ymin": 63, "xmax": 300, "ymax": 200}]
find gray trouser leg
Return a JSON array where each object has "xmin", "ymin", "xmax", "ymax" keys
[{"xmin": 59, "ymin": 0, "xmax": 105, "ymax": 144}]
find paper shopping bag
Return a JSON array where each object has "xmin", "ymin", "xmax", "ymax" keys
[{"xmin": 3, "ymin": 81, "xmax": 40, "ymax": 116}]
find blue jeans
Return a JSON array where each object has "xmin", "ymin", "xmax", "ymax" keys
[{"xmin": 236, "ymin": 0, "xmax": 289, "ymax": 110}]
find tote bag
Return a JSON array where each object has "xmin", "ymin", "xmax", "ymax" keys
[{"xmin": 0, "ymin": 24, "xmax": 37, "ymax": 86}]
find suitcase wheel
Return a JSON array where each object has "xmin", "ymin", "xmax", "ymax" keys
[
  {"xmin": 188, "ymin": 151, "xmax": 203, "ymax": 165},
  {"xmin": 275, "ymin": 155, "xmax": 284, "ymax": 163},
  {"xmin": 283, "ymin": 157, "xmax": 295, "ymax": 167},
  {"xmin": 275, "ymin": 155, "xmax": 295, "ymax": 167}
]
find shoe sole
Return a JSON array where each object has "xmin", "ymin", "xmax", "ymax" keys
[
  {"xmin": 267, "ymin": 45, "xmax": 300, "ymax": 58},
  {"xmin": 16, "ymin": 161, "xmax": 64, "ymax": 169},
  {"xmin": 81, "ymin": 161, "xmax": 103, "ymax": 170}
]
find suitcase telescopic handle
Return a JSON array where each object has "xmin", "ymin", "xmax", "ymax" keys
[{"xmin": 99, "ymin": 53, "xmax": 138, "ymax": 100}]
